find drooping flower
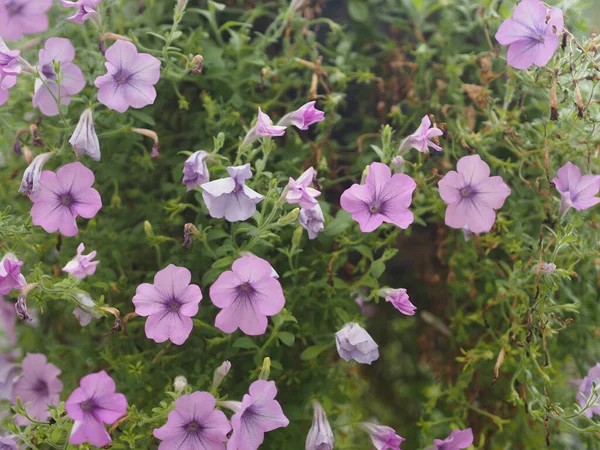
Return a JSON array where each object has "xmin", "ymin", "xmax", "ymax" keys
[
  {"xmin": 182, "ymin": 150, "xmax": 210, "ymax": 191},
  {"xmin": 201, "ymin": 164, "xmax": 264, "ymax": 222},
  {"xmin": 153, "ymin": 391, "xmax": 231, "ymax": 450},
  {"xmin": 434, "ymin": 428, "xmax": 474, "ymax": 450},
  {"xmin": 212, "ymin": 361, "xmax": 231, "ymax": 390},
  {"xmin": 0, "ymin": 38, "xmax": 20, "ymax": 83},
  {"xmin": 340, "ymin": 162, "xmax": 416, "ymax": 233},
  {"xmin": 18, "ymin": 152, "xmax": 54, "ymax": 196},
  {"xmin": 305, "ymin": 400, "xmax": 334, "ymax": 450},
  {"xmin": 30, "ymin": 162, "xmax": 102, "ymax": 237},
  {"xmin": 277, "ymin": 101, "xmax": 325, "ymax": 130},
  {"xmin": 285, "ymin": 167, "xmax": 321, "ymax": 209},
  {"xmin": 65, "ymin": 370, "xmax": 128, "ymax": 447},
  {"xmin": 552, "ymin": 161, "xmax": 600, "ymax": 217},
  {"xmin": 228, "ymin": 380, "xmax": 289, "ymax": 450},
  {"xmin": 0, "ymin": 298, "xmax": 16, "ymax": 345},
  {"xmin": 299, "ymin": 204, "xmax": 325, "ymax": 240},
  {"xmin": 73, "ymin": 293, "xmax": 100, "ymax": 326},
  {"xmin": 69, "ymin": 109, "xmax": 101, "ymax": 161},
  {"xmin": 241, "ymin": 108, "xmax": 287, "ymax": 147},
  {"xmin": 495, "ymin": 0, "xmax": 564, "ymax": 70},
  {"xmin": 12, "ymin": 353, "xmax": 63, "ymax": 424},
  {"xmin": 62, "ymin": 243, "xmax": 99, "ymax": 279},
  {"xmin": 577, "ymin": 363, "xmax": 600, "ymax": 418},
  {"xmin": 381, "ymin": 288, "xmax": 416, "ymax": 316},
  {"xmin": 210, "ymin": 255, "xmax": 285, "ymax": 336},
  {"xmin": 132, "ymin": 264, "xmax": 202, "ymax": 345},
  {"xmin": 95, "ymin": 40, "xmax": 161, "ymax": 113},
  {"xmin": 358, "ymin": 422, "xmax": 405, "ymax": 450},
  {"xmin": 0, "ymin": 0, "xmax": 52, "ymax": 41},
  {"xmin": 335, "ymin": 322, "xmax": 379, "ymax": 365},
  {"xmin": 438, "ymin": 154, "xmax": 511, "ymax": 234},
  {"xmin": 0, "ymin": 254, "xmax": 25, "ymax": 295},
  {"xmin": 400, "ymin": 115, "xmax": 443, "ymax": 153},
  {"xmin": 33, "ymin": 38, "xmax": 86, "ymax": 117},
  {"xmin": 0, "ymin": 437, "xmax": 17, "ymax": 449},
  {"xmin": 60, "ymin": 0, "xmax": 101, "ymax": 24}
]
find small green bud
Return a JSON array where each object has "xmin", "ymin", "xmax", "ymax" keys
[
  {"xmin": 144, "ymin": 220, "xmax": 154, "ymax": 237},
  {"xmin": 292, "ymin": 225, "xmax": 303, "ymax": 248},
  {"xmin": 278, "ymin": 208, "xmax": 300, "ymax": 225},
  {"xmin": 258, "ymin": 357, "xmax": 271, "ymax": 380}
]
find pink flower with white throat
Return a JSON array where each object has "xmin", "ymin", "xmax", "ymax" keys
[
  {"xmin": 285, "ymin": 167, "xmax": 321, "ymax": 209},
  {"xmin": 62, "ymin": 243, "xmax": 99, "ymax": 279},
  {"xmin": 552, "ymin": 162, "xmax": 600, "ymax": 217},
  {"xmin": 277, "ymin": 101, "xmax": 325, "ymax": 130},
  {"xmin": 61, "ymin": 0, "xmax": 102, "ymax": 24}
]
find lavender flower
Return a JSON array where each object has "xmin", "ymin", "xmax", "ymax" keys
[
  {"xmin": 212, "ymin": 361, "xmax": 231, "ymax": 390},
  {"xmin": 381, "ymin": 288, "xmax": 416, "ymax": 316},
  {"xmin": 541, "ymin": 263, "xmax": 556, "ymax": 275},
  {"xmin": 18, "ymin": 152, "xmax": 54, "ymax": 196},
  {"xmin": 358, "ymin": 422, "xmax": 405, "ymax": 450},
  {"xmin": 242, "ymin": 108, "xmax": 287, "ymax": 147},
  {"xmin": 299, "ymin": 204, "xmax": 325, "ymax": 240},
  {"xmin": 577, "ymin": 363, "xmax": 600, "ymax": 418},
  {"xmin": 305, "ymin": 400, "xmax": 334, "ymax": 450},
  {"xmin": 400, "ymin": 115, "xmax": 443, "ymax": 153},
  {"xmin": 69, "ymin": 108, "xmax": 101, "ymax": 161},
  {"xmin": 62, "ymin": 243, "xmax": 99, "ymax": 279},
  {"xmin": 0, "ymin": 0, "xmax": 52, "ymax": 41},
  {"xmin": 0, "ymin": 298, "xmax": 16, "ymax": 345},
  {"xmin": 73, "ymin": 293, "xmax": 100, "ymax": 326},
  {"xmin": 286, "ymin": 167, "xmax": 321, "ymax": 209},
  {"xmin": 182, "ymin": 150, "xmax": 210, "ymax": 191},
  {"xmin": 0, "ymin": 38, "xmax": 21, "ymax": 84},
  {"xmin": 277, "ymin": 101, "xmax": 325, "ymax": 130},
  {"xmin": 60, "ymin": 0, "xmax": 101, "ymax": 24},
  {"xmin": 0, "ymin": 254, "xmax": 25, "ymax": 295},
  {"xmin": 552, "ymin": 162, "xmax": 600, "ymax": 217},
  {"xmin": 0, "ymin": 437, "xmax": 17, "ymax": 450},
  {"xmin": 335, "ymin": 322, "xmax": 379, "ymax": 365},
  {"xmin": 434, "ymin": 428, "xmax": 474, "ymax": 450}
]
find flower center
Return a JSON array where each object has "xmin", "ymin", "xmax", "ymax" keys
[
  {"xmin": 41, "ymin": 64, "xmax": 56, "ymax": 80},
  {"xmin": 60, "ymin": 194, "xmax": 74, "ymax": 206},
  {"xmin": 33, "ymin": 380, "xmax": 49, "ymax": 396},
  {"xmin": 369, "ymin": 204, "xmax": 381, "ymax": 214},
  {"xmin": 113, "ymin": 69, "xmax": 131, "ymax": 85},
  {"xmin": 240, "ymin": 282, "xmax": 252, "ymax": 292},
  {"xmin": 167, "ymin": 297, "xmax": 181, "ymax": 312},
  {"xmin": 81, "ymin": 400, "xmax": 94, "ymax": 412},
  {"xmin": 460, "ymin": 188, "xmax": 473, "ymax": 198},
  {"xmin": 6, "ymin": 1, "xmax": 24, "ymax": 15},
  {"xmin": 186, "ymin": 421, "xmax": 202, "ymax": 433}
]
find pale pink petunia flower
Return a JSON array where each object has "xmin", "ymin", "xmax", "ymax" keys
[
  {"xmin": 299, "ymin": 203, "xmax": 325, "ymax": 240},
  {"xmin": 12, "ymin": 353, "xmax": 63, "ymax": 424},
  {"xmin": 153, "ymin": 391, "xmax": 231, "ymax": 450},
  {"xmin": 182, "ymin": 150, "xmax": 210, "ymax": 191},
  {"xmin": 62, "ymin": 243, "xmax": 99, "ymax": 279},
  {"xmin": 340, "ymin": 162, "xmax": 416, "ymax": 233},
  {"xmin": 552, "ymin": 161, "xmax": 600, "ymax": 217},
  {"xmin": 358, "ymin": 422, "xmax": 405, "ymax": 450},
  {"xmin": 434, "ymin": 428, "xmax": 474, "ymax": 450},
  {"xmin": 277, "ymin": 101, "xmax": 325, "ymax": 130},
  {"xmin": 0, "ymin": 0, "xmax": 52, "ymax": 41},
  {"xmin": 242, "ymin": 107, "xmax": 287, "ymax": 147},
  {"xmin": 401, "ymin": 115, "xmax": 443, "ymax": 153},
  {"xmin": 0, "ymin": 254, "xmax": 26, "ymax": 295},
  {"xmin": 95, "ymin": 40, "xmax": 161, "ymax": 113},
  {"xmin": 285, "ymin": 167, "xmax": 321, "ymax": 209},
  {"xmin": 228, "ymin": 380, "xmax": 289, "ymax": 450},
  {"xmin": 33, "ymin": 38, "xmax": 86, "ymax": 117},
  {"xmin": 438, "ymin": 154, "xmax": 511, "ymax": 234},
  {"xmin": 133, "ymin": 264, "xmax": 202, "ymax": 345},
  {"xmin": 577, "ymin": 363, "xmax": 600, "ymax": 418},
  {"xmin": 210, "ymin": 255, "xmax": 285, "ymax": 336},
  {"xmin": 495, "ymin": 0, "xmax": 564, "ymax": 70},
  {"xmin": 65, "ymin": 370, "xmax": 128, "ymax": 447},
  {"xmin": 60, "ymin": 0, "xmax": 102, "ymax": 24},
  {"xmin": 0, "ymin": 297, "xmax": 17, "ymax": 345},
  {"xmin": 382, "ymin": 288, "xmax": 416, "ymax": 316},
  {"xmin": 30, "ymin": 162, "xmax": 102, "ymax": 237},
  {"xmin": 335, "ymin": 322, "xmax": 379, "ymax": 365},
  {"xmin": 201, "ymin": 164, "xmax": 264, "ymax": 222}
]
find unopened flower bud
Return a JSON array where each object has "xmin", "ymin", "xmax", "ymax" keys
[
  {"xmin": 173, "ymin": 375, "xmax": 187, "ymax": 392},
  {"xmin": 278, "ymin": 208, "xmax": 300, "ymax": 225},
  {"xmin": 212, "ymin": 361, "xmax": 231, "ymax": 390},
  {"xmin": 219, "ymin": 401, "xmax": 242, "ymax": 413},
  {"xmin": 391, "ymin": 155, "xmax": 404, "ymax": 172},
  {"xmin": 190, "ymin": 54, "xmax": 203, "ymax": 74},
  {"xmin": 258, "ymin": 357, "xmax": 271, "ymax": 380},
  {"xmin": 292, "ymin": 225, "xmax": 304, "ymax": 248},
  {"xmin": 541, "ymin": 262, "xmax": 556, "ymax": 274},
  {"xmin": 19, "ymin": 152, "xmax": 54, "ymax": 196},
  {"xmin": 12, "ymin": 139, "xmax": 21, "ymax": 157},
  {"xmin": 305, "ymin": 400, "xmax": 334, "ymax": 450},
  {"xmin": 144, "ymin": 221, "xmax": 154, "ymax": 238},
  {"xmin": 69, "ymin": 108, "xmax": 101, "ymax": 161}
]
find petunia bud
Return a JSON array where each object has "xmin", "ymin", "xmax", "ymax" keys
[
  {"xmin": 299, "ymin": 204, "xmax": 325, "ymax": 239},
  {"xmin": 182, "ymin": 150, "xmax": 210, "ymax": 190},
  {"xmin": 212, "ymin": 360, "xmax": 231, "ymax": 390},
  {"xmin": 190, "ymin": 54, "xmax": 203, "ymax": 74},
  {"xmin": 358, "ymin": 422, "xmax": 405, "ymax": 449},
  {"xmin": 259, "ymin": 357, "xmax": 271, "ymax": 380},
  {"xmin": 335, "ymin": 322, "xmax": 379, "ymax": 365},
  {"xmin": 278, "ymin": 208, "xmax": 300, "ymax": 225},
  {"xmin": 18, "ymin": 151, "xmax": 54, "ymax": 196},
  {"xmin": 144, "ymin": 220, "xmax": 154, "ymax": 238},
  {"xmin": 541, "ymin": 262, "xmax": 556, "ymax": 274},
  {"xmin": 173, "ymin": 375, "xmax": 187, "ymax": 392},
  {"xmin": 292, "ymin": 225, "xmax": 304, "ymax": 248},
  {"xmin": 69, "ymin": 108, "xmax": 101, "ymax": 161},
  {"xmin": 391, "ymin": 155, "xmax": 404, "ymax": 172},
  {"xmin": 305, "ymin": 400, "xmax": 334, "ymax": 450}
]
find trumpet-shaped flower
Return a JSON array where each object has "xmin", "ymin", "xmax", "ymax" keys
[
  {"xmin": 358, "ymin": 422, "xmax": 405, "ymax": 450},
  {"xmin": 18, "ymin": 152, "xmax": 54, "ymax": 196},
  {"xmin": 0, "ymin": 254, "xmax": 25, "ymax": 295},
  {"xmin": 401, "ymin": 115, "xmax": 443, "ymax": 153},
  {"xmin": 242, "ymin": 108, "xmax": 287, "ymax": 146},
  {"xmin": 183, "ymin": 150, "xmax": 210, "ymax": 191},
  {"xmin": 434, "ymin": 428, "xmax": 474, "ymax": 450},
  {"xmin": 335, "ymin": 322, "xmax": 379, "ymax": 365},
  {"xmin": 552, "ymin": 161, "xmax": 600, "ymax": 216},
  {"xmin": 383, "ymin": 288, "xmax": 416, "ymax": 316},
  {"xmin": 277, "ymin": 101, "xmax": 325, "ymax": 130},
  {"xmin": 69, "ymin": 109, "xmax": 101, "ymax": 161},
  {"xmin": 299, "ymin": 204, "xmax": 325, "ymax": 240},
  {"xmin": 577, "ymin": 363, "xmax": 600, "ymax": 418},
  {"xmin": 62, "ymin": 243, "xmax": 99, "ymax": 279},
  {"xmin": 60, "ymin": 0, "xmax": 101, "ymax": 24},
  {"xmin": 286, "ymin": 167, "xmax": 321, "ymax": 209}
]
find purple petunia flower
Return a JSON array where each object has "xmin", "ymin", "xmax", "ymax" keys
[
  {"xmin": 335, "ymin": 322, "xmax": 379, "ymax": 365},
  {"xmin": 438, "ymin": 154, "xmax": 511, "ymax": 234},
  {"xmin": 183, "ymin": 150, "xmax": 210, "ymax": 191},
  {"xmin": 495, "ymin": 0, "xmax": 564, "ymax": 70},
  {"xmin": 69, "ymin": 108, "xmax": 101, "ymax": 161},
  {"xmin": 18, "ymin": 152, "xmax": 54, "ymax": 196},
  {"xmin": 299, "ymin": 204, "xmax": 325, "ymax": 240},
  {"xmin": 12, "ymin": 353, "xmax": 63, "ymax": 424},
  {"xmin": 95, "ymin": 40, "xmax": 161, "ymax": 113},
  {"xmin": 401, "ymin": 115, "xmax": 443, "ymax": 153},
  {"xmin": 60, "ymin": 0, "xmax": 101, "ymax": 24},
  {"xmin": 33, "ymin": 38, "xmax": 86, "ymax": 117},
  {"xmin": 382, "ymin": 288, "xmax": 416, "ymax": 316},
  {"xmin": 0, "ymin": 38, "xmax": 20, "ymax": 84},
  {"xmin": 201, "ymin": 164, "xmax": 264, "ymax": 222},
  {"xmin": 133, "ymin": 264, "xmax": 202, "ymax": 345},
  {"xmin": 552, "ymin": 161, "xmax": 600, "ymax": 217},
  {"xmin": 277, "ymin": 101, "xmax": 325, "ymax": 130},
  {"xmin": 62, "ymin": 243, "xmax": 99, "ymax": 279},
  {"xmin": 577, "ymin": 363, "xmax": 600, "ymax": 418},
  {"xmin": 73, "ymin": 293, "xmax": 100, "ymax": 326},
  {"xmin": 210, "ymin": 255, "xmax": 286, "ymax": 336},
  {"xmin": 434, "ymin": 428, "xmax": 474, "ymax": 450},
  {"xmin": 358, "ymin": 422, "xmax": 405, "ymax": 450},
  {"xmin": 153, "ymin": 391, "xmax": 231, "ymax": 450},
  {"xmin": 340, "ymin": 162, "xmax": 416, "ymax": 233},
  {"xmin": 30, "ymin": 162, "xmax": 102, "ymax": 237},
  {"xmin": 0, "ymin": 0, "xmax": 52, "ymax": 41},
  {"xmin": 0, "ymin": 298, "xmax": 17, "ymax": 345},
  {"xmin": 0, "ymin": 437, "xmax": 17, "ymax": 449},
  {"xmin": 305, "ymin": 400, "xmax": 334, "ymax": 450},
  {"xmin": 0, "ymin": 254, "xmax": 25, "ymax": 296},
  {"xmin": 286, "ymin": 167, "xmax": 321, "ymax": 209},
  {"xmin": 65, "ymin": 370, "xmax": 128, "ymax": 447},
  {"xmin": 228, "ymin": 380, "xmax": 289, "ymax": 450},
  {"xmin": 241, "ymin": 108, "xmax": 287, "ymax": 147}
]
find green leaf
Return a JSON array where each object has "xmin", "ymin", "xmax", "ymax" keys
[
  {"xmin": 300, "ymin": 344, "xmax": 329, "ymax": 361},
  {"xmin": 128, "ymin": 110, "xmax": 156, "ymax": 126},
  {"xmin": 348, "ymin": 0, "xmax": 369, "ymax": 22},
  {"xmin": 278, "ymin": 332, "xmax": 295, "ymax": 347},
  {"xmin": 232, "ymin": 337, "xmax": 258, "ymax": 349},
  {"xmin": 211, "ymin": 257, "xmax": 234, "ymax": 269},
  {"xmin": 325, "ymin": 210, "xmax": 353, "ymax": 237},
  {"xmin": 370, "ymin": 260, "xmax": 386, "ymax": 279}
]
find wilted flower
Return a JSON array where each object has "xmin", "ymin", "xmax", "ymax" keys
[
  {"xmin": 18, "ymin": 152, "xmax": 54, "ymax": 196},
  {"xmin": 69, "ymin": 109, "xmax": 101, "ymax": 161},
  {"xmin": 33, "ymin": 38, "xmax": 86, "ymax": 117},
  {"xmin": 228, "ymin": 380, "xmax": 289, "ymax": 450},
  {"xmin": 182, "ymin": 150, "xmax": 210, "ymax": 191},
  {"xmin": 133, "ymin": 264, "xmax": 203, "ymax": 345},
  {"xmin": 95, "ymin": 40, "xmax": 161, "ymax": 113},
  {"xmin": 0, "ymin": 0, "xmax": 52, "ymax": 40},
  {"xmin": 577, "ymin": 363, "xmax": 600, "ymax": 418},
  {"xmin": 335, "ymin": 322, "xmax": 379, "ymax": 365},
  {"xmin": 305, "ymin": 400, "xmax": 334, "ymax": 450},
  {"xmin": 60, "ymin": 0, "xmax": 102, "ymax": 24},
  {"xmin": 277, "ymin": 101, "xmax": 325, "ymax": 130},
  {"xmin": 358, "ymin": 422, "xmax": 405, "ymax": 450},
  {"xmin": 0, "ymin": 298, "xmax": 16, "ymax": 345},
  {"xmin": 286, "ymin": 167, "xmax": 321, "ymax": 209},
  {"xmin": 73, "ymin": 293, "xmax": 100, "ymax": 326},
  {"xmin": 0, "ymin": 437, "xmax": 17, "ymax": 449},
  {"xmin": 153, "ymin": 392, "xmax": 231, "ymax": 449},
  {"xmin": 190, "ymin": 54, "xmax": 203, "ymax": 74},
  {"xmin": 63, "ymin": 243, "xmax": 99, "ymax": 279},
  {"xmin": 65, "ymin": 370, "xmax": 128, "ymax": 447},
  {"xmin": 341, "ymin": 162, "xmax": 416, "ymax": 233},
  {"xmin": 400, "ymin": 115, "xmax": 443, "ymax": 153},
  {"xmin": 0, "ymin": 254, "xmax": 26, "ymax": 295},
  {"xmin": 541, "ymin": 263, "xmax": 556, "ymax": 275},
  {"xmin": 15, "ymin": 293, "xmax": 31, "ymax": 321},
  {"xmin": 242, "ymin": 108, "xmax": 287, "ymax": 147},
  {"xmin": 434, "ymin": 428, "xmax": 474, "ymax": 450},
  {"xmin": 173, "ymin": 375, "xmax": 187, "ymax": 392},
  {"xmin": 212, "ymin": 360, "xmax": 231, "ymax": 390},
  {"xmin": 210, "ymin": 255, "xmax": 285, "ymax": 336},
  {"xmin": 438, "ymin": 154, "xmax": 511, "ymax": 234},
  {"xmin": 201, "ymin": 164, "xmax": 264, "ymax": 222},
  {"xmin": 495, "ymin": 0, "xmax": 564, "ymax": 70},
  {"xmin": 12, "ymin": 353, "xmax": 63, "ymax": 424},
  {"xmin": 381, "ymin": 288, "xmax": 416, "ymax": 316},
  {"xmin": 552, "ymin": 162, "xmax": 600, "ymax": 217},
  {"xmin": 30, "ymin": 162, "xmax": 102, "ymax": 237},
  {"xmin": 299, "ymin": 204, "xmax": 325, "ymax": 240}
]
